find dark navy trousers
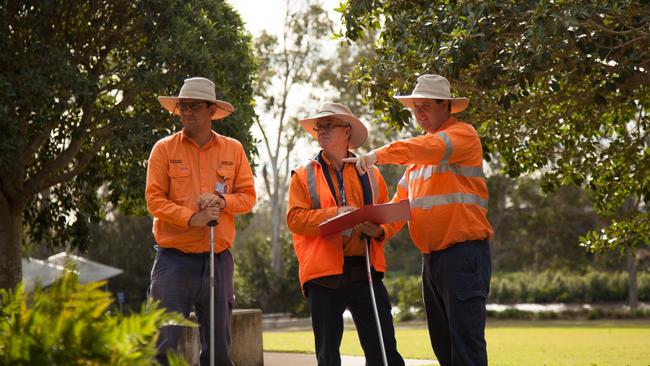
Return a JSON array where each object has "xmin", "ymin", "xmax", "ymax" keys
[
  {"xmin": 422, "ymin": 239, "xmax": 491, "ymax": 366},
  {"xmin": 149, "ymin": 247, "xmax": 234, "ymax": 366},
  {"xmin": 307, "ymin": 279, "xmax": 405, "ymax": 366}
]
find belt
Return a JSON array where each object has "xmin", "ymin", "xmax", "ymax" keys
[
  {"xmin": 156, "ymin": 246, "xmax": 221, "ymax": 258},
  {"xmin": 306, "ymin": 256, "xmax": 383, "ymax": 291},
  {"xmin": 423, "ymin": 238, "xmax": 489, "ymax": 257}
]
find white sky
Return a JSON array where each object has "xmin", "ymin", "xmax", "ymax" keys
[
  {"xmin": 228, "ymin": 0, "xmax": 342, "ymax": 37},
  {"xmin": 227, "ymin": 0, "xmax": 345, "ymax": 200}
]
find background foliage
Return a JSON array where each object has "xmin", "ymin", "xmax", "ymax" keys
[
  {"xmin": 0, "ymin": 272, "xmax": 191, "ymax": 365},
  {"xmin": 4, "ymin": 0, "xmax": 648, "ymax": 325},
  {"xmin": 338, "ymin": 0, "xmax": 650, "ymax": 252},
  {"xmin": 0, "ymin": 0, "xmax": 257, "ymax": 289}
]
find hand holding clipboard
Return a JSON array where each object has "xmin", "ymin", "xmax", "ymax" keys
[{"xmin": 319, "ymin": 199, "xmax": 411, "ymax": 237}]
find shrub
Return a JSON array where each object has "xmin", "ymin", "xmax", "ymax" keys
[
  {"xmin": 385, "ymin": 275, "xmax": 423, "ymax": 321},
  {"xmin": 639, "ymin": 272, "xmax": 650, "ymax": 301},
  {"xmin": 387, "ymin": 269, "xmax": 650, "ymax": 320},
  {"xmin": 489, "ymin": 269, "xmax": 646, "ymax": 303},
  {"xmin": 0, "ymin": 272, "xmax": 192, "ymax": 366},
  {"xmin": 233, "ymin": 231, "xmax": 308, "ymax": 316}
]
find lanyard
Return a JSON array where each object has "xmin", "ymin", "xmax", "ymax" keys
[
  {"xmin": 316, "ymin": 151, "xmax": 371, "ymax": 207},
  {"xmin": 335, "ymin": 167, "xmax": 347, "ymax": 206}
]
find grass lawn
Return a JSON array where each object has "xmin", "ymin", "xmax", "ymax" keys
[{"xmin": 263, "ymin": 320, "xmax": 650, "ymax": 366}]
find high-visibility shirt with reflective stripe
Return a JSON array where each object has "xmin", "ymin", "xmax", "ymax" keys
[
  {"xmin": 287, "ymin": 154, "xmax": 395, "ymax": 289},
  {"xmin": 287, "ymin": 153, "xmax": 394, "ymax": 256},
  {"xmin": 375, "ymin": 117, "xmax": 493, "ymax": 253}
]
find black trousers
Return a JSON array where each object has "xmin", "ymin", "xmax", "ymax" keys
[
  {"xmin": 307, "ymin": 279, "xmax": 405, "ymax": 366},
  {"xmin": 422, "ymin": 239, "xmax": 491, "ymax": 366},
  {"xmin": 150, "ymin": 247, "xmax": 234, "ymax": 366}
]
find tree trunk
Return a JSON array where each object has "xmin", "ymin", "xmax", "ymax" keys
[
  {"xmin": 271, "ymin": 194, "xmax": 282, "ymax": 274},
  {"xmin": 627, "ymin": 247, "xmax": 638, "ymax": 308},
  {"xmin": 0, "ymin": 195, "xmax": 24, "ymax": 290}
]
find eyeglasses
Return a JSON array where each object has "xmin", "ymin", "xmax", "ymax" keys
[
  {"xmin": 313, "ymin": 122, "xmax": 350, "ymax": 133},
  {"xmin": 412, "ymin": 99, "xmax": 446, "ymax": 110},
  {"xmin": 176, "ymin": 101, "xmax": 210, "ymax": 112}
]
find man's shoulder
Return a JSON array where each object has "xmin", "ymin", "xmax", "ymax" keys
[
  {"xmin": 291, "ymin": 160, "xmax": 313, "ymax": 172},
  {"xmin": 369, "ymin": 165, "xmax": 385, "ymax": 178},
  {"xmin": 153, "ymin": 131, "xmax": 182, "ymax": 149},
  {"xmin": 290, "ymin": 156, "xmax": 321, "ymax": 178},
  {"xmin": 292, "ymin": 152, "xmax": 320, "ymax": 169},
  {"xmin": 213, "ymin": 132, "xmax": 244, "ymax": 150},
  {"xmin": 442, "ymin": 119, "xmax": 479, "ymax": 137}
]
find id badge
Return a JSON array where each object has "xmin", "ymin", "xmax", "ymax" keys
[{"xmin": 215, "ymin": 181, "xmax": 227, "ymax": 194}]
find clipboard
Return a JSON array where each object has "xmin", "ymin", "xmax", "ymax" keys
[{"xmin": 318, "ymin": 199, "xmax": 411, "ymax": 237}]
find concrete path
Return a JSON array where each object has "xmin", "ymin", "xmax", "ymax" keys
[{"xmin": 264, "ymin": 352, "xmax": 438, "ymax": 366}]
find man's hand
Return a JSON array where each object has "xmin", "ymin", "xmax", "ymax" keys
[
  {"xmin": 197, "ymin": 192, "xmax": 226, "ymax": 210},
  {"xmin": 341, "ymin": 151, "xmax": 377, "ymax": 175},
  {"xmin": 355, "ymin": 221, "xmax": 385, "ymax": 240},
  {"xmin": 189, "ymin": 206, "xmax": 221, "ymax": 227}
]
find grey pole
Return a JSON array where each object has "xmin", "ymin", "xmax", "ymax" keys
[
  {"xmin": 208, "ymin": 220, "xmax": 217, "ymax": 366},
  {"xmin": 364, "ymin": 236, "xmax": 388, "ymax": 366}
]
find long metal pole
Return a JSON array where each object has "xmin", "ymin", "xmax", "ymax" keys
[
  {"xmin": 208, "ymin": 220, "xmax": 217, "ymax": 366},
  {"xmin": 364, "ymin": 236, "xmax": 388, "ymax": 366}
]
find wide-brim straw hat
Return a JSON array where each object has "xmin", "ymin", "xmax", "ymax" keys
[
  {"xmin": 299, "ymin": 102, "xmax": 368, "ymax": 149},
  {"xmin": 158, "ymin": 77, "xmax": 234, "ymax": 120},
  {"xmin": 394, "ymin": 74, "xmax": 469, "ymax": 113}
]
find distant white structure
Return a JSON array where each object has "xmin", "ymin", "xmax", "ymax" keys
[
  {"xmin": 20, "ymin": 258, "xmax": 63, "ymax": 292},
  {"xmin": 21, "ymin": 252, "xmax": 123, "ymax": 292}
]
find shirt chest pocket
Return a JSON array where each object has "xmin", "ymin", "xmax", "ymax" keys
[
  {"xmin": 215, "ymin": 166, "xmax": 235, "ymax": 194},
  {"xmin": 168, "ymin": 165, "xmax": 191, "ymax": 200}
]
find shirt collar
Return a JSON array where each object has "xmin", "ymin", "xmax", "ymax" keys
[
  {"xmin": 435, "ymin": 116, "xmax": 457, "ymax": 132},
  {"xmin": 180, "ymin": 130, "xmax": 218, "ymax": 149},
  {"xmin": 319, "ymin": 150, "xmax": 352, "ymax": 170}
]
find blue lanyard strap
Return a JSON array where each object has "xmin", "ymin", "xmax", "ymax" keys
[
  {"xmin": 316, "ymin": 150, "xmax": 372, "ymax": 207},
  {"xmin": 335, "ymin": 168, "xmax": 347, "ymax": 206}
]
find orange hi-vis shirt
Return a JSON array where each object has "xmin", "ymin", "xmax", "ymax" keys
[
  {"xmin": 287, "ymin": 151, "xmax": 395, "ymax": 289},
  {"xmin": 146, "ymin": 130, "xmax": 256, "ymax": 253},
  {"xmin": 375, "ymin": 117, "xmax": 493, "ymax": 254},
  {"xmin": 287, "ymin": 152, "xmax": 396, "ymax": 256}
]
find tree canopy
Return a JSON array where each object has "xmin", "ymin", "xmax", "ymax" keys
[
  {"xmin": 0, "ymin": 0, "xmax": 257, "ymax": 289},
  {"xmin": 338, "ymin": 0, "xmax": 649, "ymax": 251}
]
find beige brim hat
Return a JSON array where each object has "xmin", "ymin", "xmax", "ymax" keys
[
  {"xmin": 300, "ymin": 102, "xmax": 368, "ymax": 149},
  {"xmin": 158, "ymin": 77, "xmax": 234, "ymax": 120},
  {"xmin": 395, "ymin": 74, "xmax": 469, "ymax": 114}
]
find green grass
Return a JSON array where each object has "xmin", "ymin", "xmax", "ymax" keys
[{"xmin": 263, "ymin": 320, "xmax": 650, "ymax": 366}]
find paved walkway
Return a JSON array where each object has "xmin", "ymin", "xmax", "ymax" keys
[{"xmin": 264, "ymin": 352, "xmax": 437, "ymax": 366}]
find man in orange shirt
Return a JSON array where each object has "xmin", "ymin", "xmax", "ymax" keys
[
  {"xmin": 348, "ymin": 75, "xmax": 493, "ymax": 366},
  {"xmin": 146, "ymin": 77, "xmax": 256, "ymax": 366},
  {"xmin": 287, "ymin": 102, "xmax": 404, "ymax": 366}
]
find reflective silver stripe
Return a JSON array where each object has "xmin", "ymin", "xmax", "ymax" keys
[
  {"xmin": 409, "ymin": 164, "xmax": 484, "ymax": 180},
  {"xmin": 305, "ymin": 163, "xmax": 320, "ymax": 209},
  {"xmin": 398, "ymin": 176, "xmax": 408, "ymax": 190},
  {"xmin": 368, "ymin": 168, "xmax": 378, "ymax": 203},
  {"xmin": 436, "ymin": 131, "xmax": 453, "ymax": 164},
  {"xmin": 411, "ymin": 193, "xmax": 488, "ymax": 210}
]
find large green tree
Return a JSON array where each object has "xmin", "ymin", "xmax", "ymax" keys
[
  {"xmin": 0, "ymin": 0, "xmax": 257, "ymax": 289},
  {"xmin": 338, "ymin": 0, "xmax": 649, "ymax": 252}
]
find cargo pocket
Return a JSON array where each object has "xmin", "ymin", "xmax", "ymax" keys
[
  {"xmin": 168, "ymin": 164, "xmax": 191, "ymax": 203},
  {"xmin": 455, "ymin": 244, "xmax": 488, "ymax": 301},
  {"xmin": 457, "ymin": 289, "xmax": 487, "ymax": 301}
]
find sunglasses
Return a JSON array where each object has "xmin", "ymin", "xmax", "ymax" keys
[
  {"xmin": 313, "ymin": 122, "xmax": 350, "ymax": 133},
  {"xmin": 176, "ymin": 101, "xmax": 211, "ymax": 112}
]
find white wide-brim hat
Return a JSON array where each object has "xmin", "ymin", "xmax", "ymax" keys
[
  {"xmin": 158, "ymin": 77, "xmax": 234, "ymax": 120},
  {"xmin": 394, "ymin": 74, "xmax": 469, "ymax": 113},
  {"xmin": 299, "ymin": 102, "xmax": 368, "ymax": 149}
]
